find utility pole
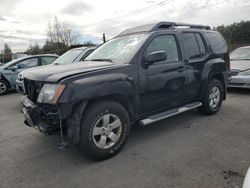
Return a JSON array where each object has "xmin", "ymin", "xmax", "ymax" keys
[{"xmin": 102, "ymin": 33, "xmax": 106, "ymax": 43}]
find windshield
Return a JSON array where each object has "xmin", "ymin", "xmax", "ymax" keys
[
  {"xmin": 85, "ymin": 33, "xmax": 149, "ymax": 63},
  {"xmin": 53, "ymin": 49, "xmax": 84, "ymax": 65},
  {"xmin": 230, "ymin": 47, "xmax": 250, "ymax": 60}
]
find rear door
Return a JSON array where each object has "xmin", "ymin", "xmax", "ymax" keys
[
  {"xmin": 138, "ymin": 33, "xmax": 189, "ymax": 114},
  {"xmin": 180, "ymin": 32, "xmax": 209, "ymax": 101}
]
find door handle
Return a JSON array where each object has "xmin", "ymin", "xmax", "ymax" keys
[{"xmin": 177, "ymin": 66, "xmax": 185, "ymax": 72}]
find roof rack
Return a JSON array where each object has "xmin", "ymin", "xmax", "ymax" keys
[{"xmin": 116, "ymin": 22, "xmax": 211, "ymax": 37}]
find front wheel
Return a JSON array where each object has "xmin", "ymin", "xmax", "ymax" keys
[
  {"xmin": 0, "ymin": 79, "xmax": 9, "ymax": 95},
  {"xmin": 199, "ymin": 79, "xmax": 224, "ymax": 115},
  {"xmin": 79, "ymin": 100, "xmax": 130, "ymax": 160}
]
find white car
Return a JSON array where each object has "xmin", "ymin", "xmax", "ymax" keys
[
  {"xmin": 243, "ymin": 167, "xmax": 250, "ymax": 188},
  {"xmin": 229, "ymin": 46, "xmax": 250, "ymax": 89}
]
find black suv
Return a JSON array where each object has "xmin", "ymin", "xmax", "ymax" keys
[{"xmin": 21, "ymin": 22, "xmax": 229, "ymax": 160}]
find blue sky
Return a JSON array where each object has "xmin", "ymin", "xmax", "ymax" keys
[{"xmin": 0, "ymin": 0, "xmax": 249, "ymax": 52}]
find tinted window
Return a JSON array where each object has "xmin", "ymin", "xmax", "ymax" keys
[
  {"xmin": 182, "ymin": 33, "xmax": 200, "ymax": 59},
  {"xmin": 42, "ymin": 57, "xmax": 57, "ymax": 65},
  {"xmin": 17, "ymin": 58, "xmax": 39, "ymax": 68},
  {"xmin": 195, "ymin": 33, "xmax": 206, "ymax": 56},
  {"xmin": 205, "ymin": 32, "xmax": 227, "ymax": 54},
  {"xmin": 146, "ymin": 35, "xmax": 179, "ymax": 64}
]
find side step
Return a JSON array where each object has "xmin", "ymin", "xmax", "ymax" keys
[{"xmin": 140, "ymin": 102, "xmax": 202, "ymax": 126}]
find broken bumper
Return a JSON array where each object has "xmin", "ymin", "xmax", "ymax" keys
[{"xmin": 21, "ymin": 96, "xmax": 59, "ymax": 133}]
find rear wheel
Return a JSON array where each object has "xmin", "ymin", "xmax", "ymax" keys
[
  {"xmin": 199, "ymin": 79, "xmax": 223, "ymax": 115},
  {"xmin": 79, "ymin": 100, "xmax": 130, "ymax": 160},
  {"xmin": 0, "ymin": 79, "xmax": 9, "ymax": 95}
]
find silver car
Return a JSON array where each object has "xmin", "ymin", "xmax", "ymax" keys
[
  {"xmin": 228, "ymin": 46, "xmax": 250, "ymax": 89},
  {"xmin": 0, "ymin": 54, "xmax": 58, "ymax": 95},
  {"xmin": 16, "ymin": 46, "xmax": 96, "ymax": 93}
]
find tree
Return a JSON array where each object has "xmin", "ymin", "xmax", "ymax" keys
[
  {"xmin": 45, "ymin": 17, "xmax": 80, "ymax": 54},
  {"xmin": 3, "ymin": 43, "xmax": 12, "ymax": 63},
  {"xmin": 4, "ymin": 43, "xmax": 11, "ymax": 54},
  {"xmin": 215, "ymin": 21, "xmax": 250, "ymax": 45},
  {"xmin": 26, "ymin": 42, "xmax": 41, "ymax": 55}
]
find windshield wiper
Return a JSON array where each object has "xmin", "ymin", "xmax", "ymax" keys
[{"xmin": 90, "ymin": 59, "xmax": 113, "ymax": 62}]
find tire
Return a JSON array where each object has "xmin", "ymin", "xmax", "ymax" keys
[
  {"xmin": 0, "ymin": 79, "xmax": 9, "ymax": 95},
  {"xmin": 199, "ymin": 79, "xmax": 224, "ymax": 115},
  {"xmin": 79, "ymin": 100, "xmax": 130, "ymax": 160}
]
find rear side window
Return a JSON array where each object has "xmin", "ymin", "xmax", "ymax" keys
[
  {"xmin": 182, "ymin": 33, "xmax": 201, "ymax": 59},
  {"xmin": 205, "ymin": 32, "xmax": 227, "ymax": 54},
  {"xmin": 195, "ymin": 33, "xmax": 206, "ymax": 56}
]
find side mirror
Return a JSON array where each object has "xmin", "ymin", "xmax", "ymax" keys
[
  {"xmin": 8, "ymin": 65, "xmax": 18, "ymax": 71},
  {"xmin": 147, "ymin": 51, "xmax": 167, "ymax": 65}
]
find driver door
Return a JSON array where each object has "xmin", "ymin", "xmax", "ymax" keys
[{"xmin": 139, "ymin": 34, "xmax": 189, "ymax": 114}]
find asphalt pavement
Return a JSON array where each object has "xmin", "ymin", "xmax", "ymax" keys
[{"xmin": 0, "ymin": 89, "xmax": 250, "ymax": 188}]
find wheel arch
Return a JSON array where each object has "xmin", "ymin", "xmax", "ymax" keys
[{"xmin": 208, "ymin": 72, "xmax": 227, "ymax": 100}]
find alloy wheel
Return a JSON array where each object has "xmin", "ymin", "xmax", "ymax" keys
[
  {"xmin": 209, "ymin": 86, "xmax": 220, "ymax": 109},
  {"xmin": 92, "ymin": 113, "xmax": 122, "ymax": 149}
]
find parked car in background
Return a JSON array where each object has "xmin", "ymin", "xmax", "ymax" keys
[
  {"xmin": 16, "ymin": 46, "xmax": 96, "ymax": 93},
  {"xmin": 0, "ymin": 54, "xmax": 58, "ymax": 95},
  {"xmin": 52, "ymin": 46, "xmax": 96, "ymax": 65},
  {"xmin": 21, "ymin": 22, "xmax": 229, "ymax": 160},
  {"xmin": 228, "ymin": 46, "xmax": 250, "ymax": 88}
]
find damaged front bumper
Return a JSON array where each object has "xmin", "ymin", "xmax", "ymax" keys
[
  {"xmin": 21, "ymin": 95, "xmax": 88, "ymax": 144},
  {"xmin": 21, "ymin": 96, "xmax": 60, "ymax": 133}
]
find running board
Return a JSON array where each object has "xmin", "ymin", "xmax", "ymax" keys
[{"xmin": 140, "ymin": 102, "xmax": 202, "ymax": 126}]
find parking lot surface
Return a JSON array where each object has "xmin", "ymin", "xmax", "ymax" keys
[{"xmin": 0, "ymin": 89, "xmax": 250, "ymax": 188}]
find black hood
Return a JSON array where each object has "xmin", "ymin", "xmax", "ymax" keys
[{"xmin": 22, "ymin": 61, "xmax": 121, "ymax": 82}]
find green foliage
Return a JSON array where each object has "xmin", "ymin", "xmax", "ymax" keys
[
  {"xmin": 4, "ymin": 43, "xmax": 12, "ymax": 54},
  {"xmin": 26, "ymin": 43, "xmax": 41, "ymax": 55},
  {"xmin": 215, "ymin": 21, "xmax": 250, "ymax": 51}
]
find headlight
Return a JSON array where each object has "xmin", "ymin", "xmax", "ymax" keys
[
  {"xmin": 243, "ymin": 69, "xmax": 250, "ymax": 75},
  {"xmin": 18, "ymin": 73, "xmax": 24, "ymax": 81},
  {"xmin": 37, "ymin": 84, "xmax": 65, "ymax": 104}
]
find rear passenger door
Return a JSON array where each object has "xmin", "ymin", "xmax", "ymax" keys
[{"xmin": 181, "ymin": 32, "xmax": 209, "ymax": 101}]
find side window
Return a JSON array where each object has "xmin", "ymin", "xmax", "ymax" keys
[
  {"xmin": 145, "ymin": 35, "xmax": 179, "ymax": 64},
  {"xmin": 42, "ymin": 57, "xmax": 57, "ymax": 65},
  {"xmin": 17, "ymin": 58, "xmax": 39, "ymax": 68},
  {"xmin": 205, "ymin": 32, "xmax": 228, "ymax": 54},
  {"xmin": 182, "ymin": 33, "xmax": 200, "ymax": 59},
  {"xmin": 195, "ymin": 33, "xmax": 206, "ymax": 56}
]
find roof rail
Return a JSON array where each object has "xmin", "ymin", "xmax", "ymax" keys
[
  {"xmin": 153, "ymin": 22, "xmax": 211, "ymax": 30},
  {"xmin": 116, "ymin": 22, "xmax": 211, "ymax": 37}
]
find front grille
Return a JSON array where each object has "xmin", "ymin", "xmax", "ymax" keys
[{"xmin": 24, "ymin": 79, "xmax": 44, "ymax": 103}]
